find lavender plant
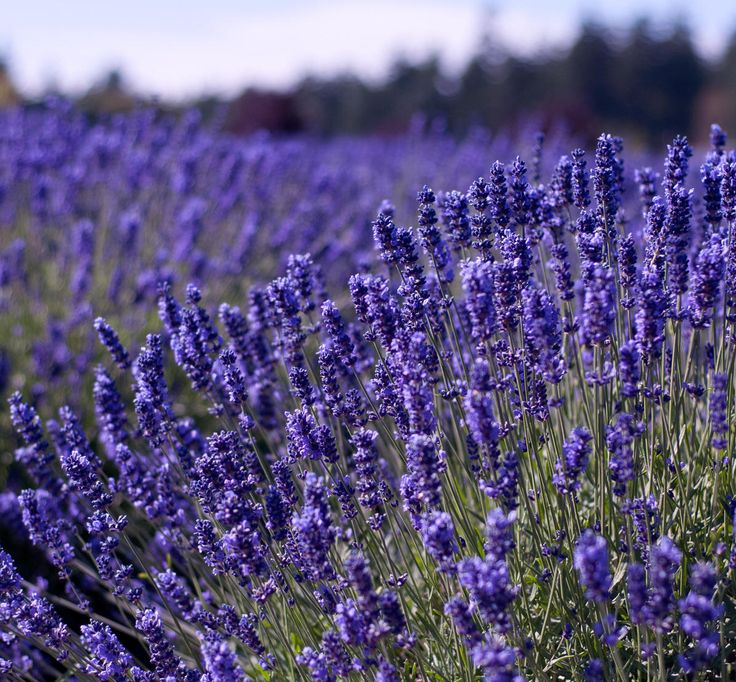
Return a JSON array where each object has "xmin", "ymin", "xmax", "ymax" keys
[{"xmin": 1, "ymin": 111, "xmax": 736, "ymax": 680}]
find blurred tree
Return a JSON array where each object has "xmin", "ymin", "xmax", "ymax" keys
[
  {"xmin": 79, "ymin": 69, "xmax": 137, "ymax": 114},
  {"xmin": 0, "ymin": 58, "xmax": 21, "ymax": 108}
]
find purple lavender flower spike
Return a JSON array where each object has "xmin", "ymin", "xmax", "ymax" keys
[
  {"xmin": 663, "ymin": 135, "xmax": 692, "ymax": 200},
  {"xmin": 606, "ymin": 412, "xmax": 644, "ymax": 497},
  {"xmin": 135, "ymin": 607, "xmax": 189, "ymax": 679},
  {"xmin": 553, "ymin": 427, "xmax": 592, "ymax": 496},
  {"xmin": 634, "ymin": 167, "xmax": 658, "ymax": 217},
  {"xmin": 93, "ymin": 317, "xmax": 131, "ymax": 369},
  {"xmin": 522, "ymin": 282, "xmax": 565, "ymax": 383},
  {"xmin": 417, "ymin": 185, "xmax": 454, "ymax": 282},
  {"xmin": 645, "ymin": 537, "xmax": 682, "ymax": 633},
  {"xmin": 420, "ymin": 511, "xmax": 458, "ymax": 573},
  {"xmin": 690, "ymin": 235, "xmax": 725, "ymax": 329},
  {"xmin": 581, "ymin": 265, "xmax": 616, "ymax": 347},
  {"xmin": 292, "ymin": 473, "xmax": 336, "ymax": 581},
  {"xmin": 678, "ymin": 562, "xmax": 723, "ymax": 673},
  {"xmin": 710, "ymin": 372, "xmax": 728, "ymax": 450},
  {"xmin": 618, "ymin": 340, "xmax": 641, "ymax": 399},
  {"xmin": 461, "ymin": 258, "xmax": 497, "ymax": 343},
  {"xmin": 571, "ymin": 148, "xmax": 591, "ymax": 210},
  {"xmin": 200, "ymin": 631, "xmax": 246, "ymax": 681},
  {"xmin": 574, "ymin": 530, "xmax": 611, "ymax": 603},
  {"xmin": 80, "ymin": 620, "xmax": 134, "ymax": 681},
  {"xmin": 441, "ymin": 190, "xmax": 472, "ymax": 251}
]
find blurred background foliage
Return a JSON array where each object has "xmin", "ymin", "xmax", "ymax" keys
[{"xmin": 2, "ymin": 19, "xmax": 734, "ymax": 146}]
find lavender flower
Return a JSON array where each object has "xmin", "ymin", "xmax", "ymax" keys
[
  {"xmin": 135, "ymin": 608, "xmax": 189, "ymax": 678},
  {"xmin": 710, "ymin": 372, "xmax": 728, "ymax": 450},
  {"xmin": 296, "ymin": 646, "xmax": 329, "ymax": 680},
  {"xmin": 8, "ymin": 392, "xmax": 53, "ymax": 484},
  {"xmin": 571, "ymin": 148, "xmax": 590, "ymax": 209},
  {"xmin": 663, "ymin": 135, "xmax": 692, "ymax": 199},
  {"xmin": 553, "ymin": 427, "xmax": 592, "ymax": 496},
  {"xmin": 457, "ymin": 555, "xmax": 517, "ymax": 634},
  {"xmin": 470, "ymin": 633, "xmax": 521, "ymax": 681},
  {"xmin": 200, "ymin": 631, "xmax": 245, "ymax": 681},
  {"xmin": 219, "ymin": 346, "xmax": 248, "ymax": 405},
  {"xmin": 0, "ymin": 548, "xmax": 68, "ymax": 653},
  {"xmin": 462, "ymin": 258, "xmax": 497, "ymax": 343},
  {"xmin": 593, "ymin": 133, "xmax": 622, "ymax": 231},
  {"xmin": 404, "ymin": 434, "xmax": 443, "ymax": 509},
  {"xmin": 721, "ymin": 156, "xmax": 736, "ymax": 223},
  {"xmin": 457, "ymin": 511, "xmax": 517, "ymax": 633},
  {"xmin": 635, "ymin": 267, "xmax": 667, "ymax": 361},
  {"xmin": 289, "ymin": 366, "xmax": 316, "ymax": 406},
  {"xmin": 701, "ymin": 161, "xmax": 723, "ymax": 227},
  {"xmin": 710, "ymin": 124, "xmax": 727, "ymax": 154},
  {"xmin": 335, "ymin": 599, "xmax": 369, "ymax": 648},
  {"xmin": 417, "ymin": 185, "xmax": 454, "ymax": 282},
  {"xmin": 509, "ymin": 157, "xmax": 532, "ymax": 228},
  {"xmin": 441, "ymin": 190, "xmax": 472, "ymax": 250},
  {"xmin": 574, "ymin": 531, "xmax": 611, "ymax": 603},
  {"xmin": 93, "ymin": 318, "xmax": 131, "ymax": 369},
  {"xmin": 193, "ymin": 431, "xmax": 260, "ymax": 515},
  {"xmin": 549, "ymin": 240, "xmax": 574, "ymax": 301},
  {"xmin": 80, "ymin": 620, "xmax": 133, "ymax": 681},
  {"xmin": 93, "ymin": 365, "xmax": 128, "ymax": 449},
  {"xmin": 60, "ymin": 444, "xmax": 112, "ymax": 510},
  {"xmin": 469, "ymin": 176, "xmax": 493, "ymax": 253},
  {"xmin": 678, "ymin": 562, "xmax": 723, "ymax": 673},
  {"xmin": 618, "ymin": 234, "xmax": 638, "ymax": 308},
  {"xmin": 286, "ymin": 252, "xmax": 323, "ymax": 313},
  {"xmin": 321, "ymin": 299, "xmax": 355, "ymax": 367},
  {"xmin": 445, "ymin": 596, "xmax": 480, "ymax": 643},
  {"xmin": 292, "ymin": 473, "xmax": 335, "ymax": 581},
  {"xmin": 522, "ymin": 282, "xmax": 565, "ymax": 383},
  {"xmin": 484, "ymin": 508, "xmax": 516, "ymax": 561},
  {"xmin": 618, "ymin": 340, "xmax": 641, "ymax": 398},
  {"xmin": 627, "ymin": 563, "xmax": 647, "ymax": 625},
  {"xmin": 634, "ymin": 167, "xmax": 658, "ymax": 217},
  {"xmin": 645, "ymin": 538, "xmax": 682, "ymax": 632},
  {"xmin": 372, "ymin": 210, "xmax": 399, "ymax": 264},
  {"xmin": 550, "ymin": 154, "xmax": 573, "ymax": 209},
  {"xmin": 465, "ymin": 363, "xmax": 500, "ymax": 457},
  {"xmin": 157, "ymin": 280, "xmax": 182, "ymax": 334},
  {"xmin": 489, "ymin": 161, "xmax": 511, "ymax": 233},
  {"xmin": 344, "ymin": 553, "xmax": 380, "ymax": 619},
  {"xmin": 583, "ymin": 659, "xmax": 605, "ymax": 682},
  {"xmin": 420, "ymin": 511, "xmax": 458, "ymax": 572},
  {"xmin": 606, "ymin": 412, "xmax": 644, "ymax": 497},
  {"xmin": 375, "ymin": 658, "xmax": 400, "ymax": 682},
  {"xmin": 581, "ymin": 265, "xmax": 616, "ymax": 347},
  {"xmin": 133, "ymin": 334, "xmax": 172, "ymax": 446},
  {"xmin": 665, "ymin": 185, "xmax": 693, "ymax": 298},
  {"xmin": 351, "ymin": 429, "xmax": 382, "ymax": 510},
  {"xmin": 690, "ymin": 235, "xmax": 725, "ymax": 328},
  {"xmin": 348, "ymin": 273, "xmax": 398, "ymax": 348}
]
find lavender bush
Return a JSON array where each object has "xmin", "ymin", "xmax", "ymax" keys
[{"xmin": 1, "ymin": 106, "xmax": 735, "ymax": 680}]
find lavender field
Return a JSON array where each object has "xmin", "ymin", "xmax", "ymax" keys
[{"xmin": 1, "ymin": 101, "xmax": 735, "ymax": 681}]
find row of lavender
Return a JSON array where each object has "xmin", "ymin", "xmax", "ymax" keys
[
  {"xmin": 0, "ymin": 101, "xmax": 549, "ymax": 423},
  {"xmin": 1, "ymin": 109, "xmax": 735, "ymax": 680}
]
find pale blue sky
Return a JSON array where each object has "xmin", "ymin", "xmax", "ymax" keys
[{"xmin": 2, "ymin": 0, "xmax": 734, "ymax": 98}]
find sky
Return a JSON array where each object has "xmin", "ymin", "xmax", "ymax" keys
[{"xmin": 2, "ymin": 0, "xmax": 735, "ymax": 99}]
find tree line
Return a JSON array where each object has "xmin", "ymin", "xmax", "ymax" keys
[{"xmin": 222, "ymin": 19, "xmax": 736, "ymax": 145}]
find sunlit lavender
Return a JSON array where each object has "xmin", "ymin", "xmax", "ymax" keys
[{"xmin": 1, "ymin": 103, "xmax": 735, "ymax": 680}]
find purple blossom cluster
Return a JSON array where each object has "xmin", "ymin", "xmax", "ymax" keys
[{"xmin": 1, "ymin": 111, "xmax": 736, "ymax": 680}]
